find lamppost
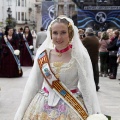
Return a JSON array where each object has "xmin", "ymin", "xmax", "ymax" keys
[{"xmin": 7, "ymin": 7, "xmax": 12, "ymax": 27}]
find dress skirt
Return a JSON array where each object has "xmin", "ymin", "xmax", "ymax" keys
[{"xmin": 22, "ymin": 90, "xmax": 87, "ymax": 120}]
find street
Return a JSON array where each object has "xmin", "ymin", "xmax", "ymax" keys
[{"xmin": 0, "ymin": 66, "xmax": 120, "ymax": 120}]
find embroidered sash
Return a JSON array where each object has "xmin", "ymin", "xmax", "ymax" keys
[
  {"xmin": 38, "ymin": 50, "xmax": 88, "ymax": 120},
  {"xmin": 4, "ymin": 38, "xmax": 21, "ymax": 73},
  {"xmin": 23, "ymin": 36, "xmax": 33, "ymax": 61}
]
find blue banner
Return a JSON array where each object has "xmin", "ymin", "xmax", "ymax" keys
[
  {"xmin": 77, "ymin": 6, "xmax": 120, "ymax": 31},
  {"xmin": 42, "ymin": 1, "xmax": 55, "ymax": 30}
]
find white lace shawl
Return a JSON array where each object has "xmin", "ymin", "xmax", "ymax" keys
[{"xmin": 14, "ymin": 16, "xmax": 101, "ymax": 120}]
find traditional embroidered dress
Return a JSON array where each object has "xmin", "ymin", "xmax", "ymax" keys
[
  {"xmin": 19, "ymin": 35, "xmax": 33, "ymax": 66},
  {"xmin": 0, "ymin": 36, "xmax": 23, "ymax": 78},
  {"xmin": 22, "ymin": 50, "xmax": 87, "ymax": 120},
  {"xmin": 14, "ymin": 16, "xmax": 101, "ymax": 120}
]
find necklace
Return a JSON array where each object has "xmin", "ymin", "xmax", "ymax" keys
[{"xmin": 55, "ymin": 44, "xmax": 72, "ymax": 57}]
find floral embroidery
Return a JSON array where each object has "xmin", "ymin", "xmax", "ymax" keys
[
  {"xmin": 49, "ymin": 110, "xmax": 58, "ymax": 119},
  {"xmin": 44, "ymin": 103, "xmax": 51, "ymax": 110},
  {"xmin": 57, "ymin": 104, "xmax": 66, "ymax": 112},
  {"xmin": 22, "ymin": 91, "xmax": 84, "ymax": 120}
]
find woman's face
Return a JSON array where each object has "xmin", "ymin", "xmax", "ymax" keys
[
  {"xmin": 8, "ymin": 28, "xmax": 13, "ymax": 36},
  {"xmin": 25, "ymin": 28, "xmax": 29, "ymax": 33},
  {"xmin": 51, "ymin": 22, "xmax": 70, "ymax": 49},
  {"xmin": 109, "ymin": 32, "xmax": 114, "ymax": 39}
]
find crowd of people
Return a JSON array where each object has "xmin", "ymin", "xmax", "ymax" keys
[
  {"xmin": 78, "ymin": 28, "xmax": 120, "ymax": 81},
  {"xmin": 0, "ymin": 25, "xmax": 47, "ymax": 78}
]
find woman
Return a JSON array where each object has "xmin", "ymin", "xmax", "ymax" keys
[
  {"xmin": 19, "ymin": 26, "xmax": 33, "ymax": 66},
  {"xmin": 78, "ymin": 29, "xmax": 85, "ymax": 40},
  {"xmin": 99, "ymin": 31, "xmax": 110, "ymax": 77},
  {"xmin": 107, "ymin": 30, "xmax": 119, "ymax": 79},
  {"xmin": 0, "ymin": 26, "xmax": 22, "ymax": 78},
  {"xmin": 31, "ymin": 30, "xmax": 37, "ymax": 54},
  {"xmin": 14, "ymin": 16, "xmax": 101, "ymax": 120}
]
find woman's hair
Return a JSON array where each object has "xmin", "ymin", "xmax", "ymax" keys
[
  {"xmin": 114, "ymin": 29, "xmax": 119, "ymax": 37},
  {"xmin": 50, "ymin": 17, "xmax": 74, "ymax": 41},
  {"xmin": 101, "ymin": 31, "xmax": 109, "ymax": 40},
  {"xmin": 5, "ymin": 26, "xmax": 13, "ymax": 36}
]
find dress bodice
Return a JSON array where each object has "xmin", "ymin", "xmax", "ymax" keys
[
  {"xmin": 50, "ymin": 58, "xmax": 79, "ymax": 90},
  {"xmin": 42, "ymin": 50, "xmax": 80, "ymax": 107}
]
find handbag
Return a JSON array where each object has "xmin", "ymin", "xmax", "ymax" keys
[{"xmin": 109, "ymin": 51, "xmax": 117, "ymax": 56}]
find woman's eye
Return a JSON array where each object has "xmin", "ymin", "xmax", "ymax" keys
[
  {"xmin": 53, "ymin": 31, "xmax": 58, "ymax": 35},
  {"xmin": 61, "ymin": 31, "xmax": 66, "ymax": 34}
]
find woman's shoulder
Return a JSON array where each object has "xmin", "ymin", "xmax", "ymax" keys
[{"xmin": 36, "ymin": 48, "xmax": 51, "ymax": 56}]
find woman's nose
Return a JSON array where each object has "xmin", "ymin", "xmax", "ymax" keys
[{"xmin": 57, "ymin": 34, "xmax": 62, "ymax": 39}]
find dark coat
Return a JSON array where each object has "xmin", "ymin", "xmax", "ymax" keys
[
  {"xmin": 82, "ymin": 34, "xmax": 99, "ymax": 64},
  {"xmin": 107, "ymin": 36, "xmax": 119, "ymax": 51},
  {"xmin": 19, "ymin": 34, "xmax": 33, "ymax": 66}
]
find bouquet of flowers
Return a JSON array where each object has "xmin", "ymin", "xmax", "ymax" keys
[
  {"xmin": 29, "ymin": 45, "xmax": 34, "ymax": 50},
  {"xmin": 87, "ymin": 114, "xmax": 108, "ymax": 120},
  {"xmin": 14, "ymin": 50, "xmax": 20, "ymax": 56}
]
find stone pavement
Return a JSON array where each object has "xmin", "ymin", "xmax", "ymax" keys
[{"xmin": 0, "ymin": 66, "xmax": 120, "ymax": 120}]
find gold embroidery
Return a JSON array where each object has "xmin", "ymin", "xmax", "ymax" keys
[{"xmin": 53, "ymin": 62, "xmax": 64, "ymax": 78}]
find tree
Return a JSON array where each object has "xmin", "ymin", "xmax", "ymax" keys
[{"xmin": 6, "ymin": 17, "xmax": 17, "ymax": 27}]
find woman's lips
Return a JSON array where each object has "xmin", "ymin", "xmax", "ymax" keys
[{"xmin": 56, "ymin": 41, "xmax": 63, "ymax": 44}]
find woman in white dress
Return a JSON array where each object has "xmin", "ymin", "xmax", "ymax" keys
[
  {"xmin": 14, "ymin": 16, "xmax": 101, "ymax": 120},
  {"xmin": 31, "ymin": 30, "xmax": 37, "ymax": 54}
]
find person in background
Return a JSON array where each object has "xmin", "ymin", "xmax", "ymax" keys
[
  {"xmin": 82, "ymin": 27, "xmax": 100, "ymax": 91},
  {"xmin": 17, "ymin": 27, "xmax": 23, "ymax": 40},
  {"xmin": 78, "ymin": 28, "xmax": 85, "ymax": 40},
  {"xmin": 19, "ymin": 26, "xmax": 34, "ymax": 66},
  {"xmin": 0, "ymin": 26, "xmax": 22, "ymax": 77},
  {"xmin": 14, "ymin": 16, "xmax": 101, "ymax": 120},
  {"xmin": 107, "ymin": 30, "xmax": 119, "ymax": 79},
  {"xmin": 0, "ymin": 28, "xmax": 3, "ymax": 67},
  {"xmin": 31, "ymin": 30, "xmax": 37, "ymax": 54},
  {"xmin": 97, "ymin": 31, "xmax": 102, "ymax": 40},
  {"xmin": 99, "ymin": 31, "xmax": 110, "ymax": 77},
  {"xmin": 36, "ymin": 27, "xmax": 47, "ymax": 48}
]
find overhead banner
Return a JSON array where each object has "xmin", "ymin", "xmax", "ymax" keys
[
  {"xmin": 42, "ymin": 1, "xmax": 55, "ymax": 30},
  {"xmin": 77, "ymin": 6, "xmax": 120, "ymax": 30}
]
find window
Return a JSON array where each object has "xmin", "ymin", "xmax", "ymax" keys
[
  {"xmin": 25, "ymin": 12, "xmax": 26, "ymax": 20},
  {"xmin": 18, "ymin": 0, "xmax": 20, "ymax": 6},
  {"xmin": 25, "ymin": 0, "xmax": 26, "ymax": 7},
  {"xmin": 18, "ymin": 12, "xmax": 20, "ymax": 20},
  {"xmin": 22, "ymin": 0, "xmax": 24, "ymax": 7},
  {"xmin": 21, "ymin": 12, "xmax": 24, "ymax": 21}
]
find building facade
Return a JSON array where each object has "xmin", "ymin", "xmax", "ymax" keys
[{"xmin": 0, "ymin": 0, "xmax": 36, "ymax": 30}]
